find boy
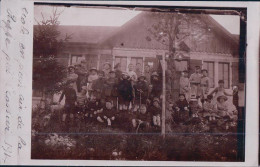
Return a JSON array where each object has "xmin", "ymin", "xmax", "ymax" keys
[
  {"xmin": 149, "ymin": 97, "xmax": 161, "ymax": 127},
  {"xmin": 104, "ymin": 70, "xmax": 118, "ymax": 108},
  {"xmin": 92, "ymin": 70, "xmax": 106, "ymax": 103},
  {"xmin": 150, "ymin": 72, "xmax": 162, "ymax": 100},
  {"xmin": 59, "ymin": 82, "xmax": 77, "ymax": 127},
  {"xmin": 173, "ymin": 94, "xmax": 189, "ymax": 124},
  {"xmin": 118, "ymin": 72, "xmax": 133, "ymax": 111},
  {"xmin": 132, "ymin": 104, "xmax": 151, "ymax": 132},
  {"xmin": 133, "ymin": 74, "xmax": 149, "ymax": 112},
  {"xmin": 87, "ymin": 67, "xmax": 99, "ymax": 97},
  {"xmin": 201, "ymin": 69, "xmax": 210, "ymax": 103},
  {"xmin": 189, "ymin": 66, "xmax": 202, "ymax": 99},
  {"xmin": 97, "ymin": 100, "xmax": 117, "ymax": 126},
  {"xmin": 179, "ymin": 70, "xmax": 190, "ymax": 101}
]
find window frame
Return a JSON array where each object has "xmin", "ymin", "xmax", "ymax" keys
[
  {"xmin": 218, "ymin": 62, "xmax": 230, "ymax": 89},
  {"xmin": 203, "ymin": 61, "xmax": 215, "ymax": 88}
]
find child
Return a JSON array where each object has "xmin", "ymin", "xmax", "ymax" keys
[
  {"xmin": 132, "ymin": 105, "xmax": 151, "ymax": 132},
  {"xmin": 87, "ymin": 67, "xmax": 99, "ymax": 97},
  {"xmin": 209, "ymin": 80, "xmax": 233, "ymax": 104},
  {"xmin": 189, "ymin": 66, "xmax": 202, "ymax": 99},
  {"xmin": 150, "ymin": 72, "xmax": 162, "ymax": 100},
  {"xmin": 173, "ymin": 94, "xmax": 189, "ymax": 124},
  {"xmin": 97, "ymin": 100, "xmax": 117, "ymax": 126},
  {"xmin": 203, "ymin": 95, "xmax": 218, "ymax": 121},
  {"xmin": 76, "ymin": 88, "xmax": 87, "ymax": 114},
  {"xmin": 149, "ymin": 97, "xmax": 161, "ymax": 127},
  {"xmin": 133, "ymin": 74, "xmax": 149, "ymax": 112},
  {"xmin": 117, "ymin": 72, "xmax": 133, "ymax": 111},
  {"xmin": 179, "ymin": 70, "xmax": 190, "ymax": 101},
  {"xmin": 128, "ymin": 63, "xmax": 137, "ymax": 83},
  {"xmin": 103, "ymin": 70, "xmax": 118, "ymax": 108},
  {"xmin": 92, "ymin": 71, "xmax": 106, "ymax": 103},
  {"xmin": 67, "ymin": 66, "xmax": 78, "ymax": 93},
  {"xmin": 232, "ymin": 86, "xmax": 239, "ymax": 109},
  {"xmin": 59, "ymin": 82, "xmax": 77, "ymax": 126},
  {"xmin": 216, "ymin": 95, "xmax": 229, "ymax": 118},
  {"xmin": 85, "ymin": 94, "xmax": 103, "ymax": 120},
  {"xmin": 200, "ymin": 69, "xmax": 210, "ymax": 103},
  {"xmin": 189, "ymin": 97, "xmax": 202, "ymax": 118}
]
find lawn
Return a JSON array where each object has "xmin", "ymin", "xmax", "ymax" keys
[{"xmin": 31, "ymin": 107, "xmax": 243, "ymax": 161}]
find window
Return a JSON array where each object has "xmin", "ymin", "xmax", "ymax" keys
[
  {"xmin": 70, "ymin": 54, "xmax": 84, "ymax": 65},
  {"xmin": 115, "ymin": 56, "xmax": 127, "ymax": 71},
  {"xmin": 218, "ymin": 62, "xmax": 230, "ymax": 89},
  {"xmin": 203, "ymin": 61, "xmax": 214, "ymax": 88}
]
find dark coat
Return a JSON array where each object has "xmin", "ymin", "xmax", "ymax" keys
[
  {"xmin": 134, "ymin": 80, "xmax": 148, "ymax": 101},
  {"xmin": 174, "ymin": 100, "xmax": 189, "ymax": 111},
  {"xmin": 103, "ymin": 78, "xmax": 118, "ymax": 97},
  {"xmin": 59, "ymin": 87, "xmax": 77, "ymax": 105},
  {"xmin": 118, "ymin": 78, "xmax": 133, "ymax": 101},
  {"xmin": 148, "ymin": 105, "xmax": 161, "ymax": 116},
  {"xmin": 150, "ymin": 78, "xmax": 162, "ymax": 99},
  {"xmin": 86, "ymin": 100, "xmax": 102, "ymax": 113},
  {"xmin": 103, "ymin": 108, "xmax": 117, "ymax": 118}
]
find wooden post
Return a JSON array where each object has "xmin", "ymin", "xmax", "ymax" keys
[{"xmin": 161, "ymin": 53, "xmax": 166, "ymax": 138}]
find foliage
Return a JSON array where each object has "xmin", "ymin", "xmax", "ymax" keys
[{"xmin": 33, "ymin": 8, "xmax": 71, "ymax": 95}]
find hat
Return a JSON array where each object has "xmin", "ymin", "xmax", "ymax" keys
[
  {"xmin": 201, "ymin": 69, "xmax": 208, "ymax": 73},
  {"xmin": 151, "ymin": 72, "xmax": 159, "ymax": 77},
  {"xmin": 103, "ymin": 62, "xmax": 111, "ymax": 67},
  {"xmin": 138, "ymin": 73, "xmax": 146, "ymax": 80},
  {"xmin": 195, "ymin": 66, "xmax": 201, "ymax": 69},
  {"xmin": 106, "ymin": 99, "xmax": 113, "ymax": 104},
  {"xmin": 207, "ymin": 95, "xmax": 213, "ymax": 100},
  {"xmin": 179, "ymin": 94, "xmax": 185, "ymax": 97},
  {"xmin": 218, "ymin": 80, "xmax": 224, "ymax": 84},
  {"xmin": 109, "ymin": 70, "xmax": 116, "ymax": 74},
  {"xmin": 217, "ymin": 95, "xmax": 228, "ymax": 102},
  {"xmin": 182, "ymin": 70, "xmax": 188, "ymax": 73},
  {"xmin": 89, "ymin": 67, "xmax": 97, "ymax": 72},
  {"xmin": 68, "ymin": 65, "xmax": 75, "ymax": 70},
  {"xmin": 153, "ymin": 97, "xmax": 160, "ymax": 103}
]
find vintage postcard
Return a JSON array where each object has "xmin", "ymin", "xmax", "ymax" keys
[{"xmin": 0, "ymin": 0, "xmax": 259, "ymax": 166}]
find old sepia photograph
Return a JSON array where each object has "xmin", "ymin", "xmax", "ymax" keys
[{"xmin": 31, "ymin": 4, "xmax": 246, "ymax": 161}]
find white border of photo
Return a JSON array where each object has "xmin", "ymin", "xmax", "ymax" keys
[{"xmin": 0, "ymin": 0, "xmax": 259, "ymax": 166}]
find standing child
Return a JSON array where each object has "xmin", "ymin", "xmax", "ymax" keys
[
  {"xmin": 179, "ymin": 70, "xmax": 190, "ymax": 102},
  {"xmin": 87, "ymin": 67, "xmax": 99, "ymax": 97},
  {"xmin": 133, "ymin": 74, "xmax": 149, "ymax": 112},
  {"xmin": 150, "ymin": 72, "xmax": 162, "ymax": 100},
  {"xmin": 189, "ymin": 66, "xmax": 202, "ymax": 99},
  {"xmin": 200, "ymin": 69, "xmax": 210, "ymax": 103},
  {"xmin": 173, "ymin": 94, "xmax": 189, "ymax": 124},
  {"xmin": 149, "ymin": 97, "xmax": 161, "ymax": 127},
  {"xmin": 104, "ymin": 70, "xmax": 118, "ymax": 108},
  {"xmin": 92, "ymin": 71, "xmax": 106, "ymax": 104},
  {"xmin": 59, "ymin": 82, "xmax": 77, "ymax": 127},
  {"xmin": 117, "ymin": 72, "xmax": 133, "ymax": 111}
]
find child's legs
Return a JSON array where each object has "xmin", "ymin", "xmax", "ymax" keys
[
  {"xmin": 156, "ymin": 115, "xmax": 161, "ymax": 126},
  {"xmin": 153, "ymin": 116, "xmax": 157, "ymax": 125}
]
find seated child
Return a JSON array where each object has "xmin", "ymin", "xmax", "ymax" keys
[
  {"xmin": 189, "ymin": 97, "xmax": 202, "ymax": 118},
  {"xmin": 203, "ymin": 95, "xmax": 219, "ymax": 121},
  {"xmin": 149, "ymin": 97, "xmax": 161, "ymax": 127},
  {"xmin": 85, "ymin": 94, "xmax": 103, "ymax": 120},
  {"xmin": 132, "ymin": 105, "xmax": 151, "ymax": 131},
  {"xmin": 97, "ymin": 100, "xmax": 117, "ymax": 126},
  {"xmin": 173, "ymin": 94, "xmax": 189, "ymax": 123},
  {"xmin": 216, "ymin": 95, "xmax": 229, "ymax": 117}
]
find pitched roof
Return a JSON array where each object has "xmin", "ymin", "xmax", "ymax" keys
[{"xmin": 34, "ymin": 25, "xmax": 119, "ymax": 44}]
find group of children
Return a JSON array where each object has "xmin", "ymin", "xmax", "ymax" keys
[{"xmin": 57, "ymin": 63, "xmax": 239, "ymax": 131}]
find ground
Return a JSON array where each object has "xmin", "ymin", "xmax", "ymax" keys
[{"xmin": 31, "ymin": 106, "xmax": 243, "ymax": 161}]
